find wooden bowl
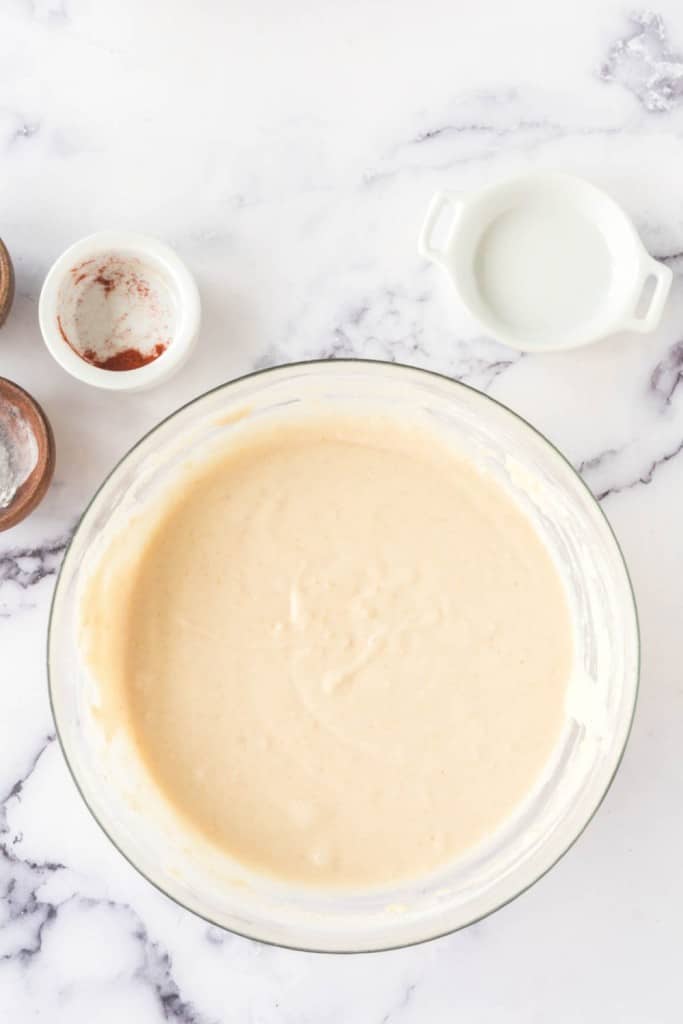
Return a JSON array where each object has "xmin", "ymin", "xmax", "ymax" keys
[
  {"xmin": 0, "ymin": 379, "xmax": 55, "ymax": 531},
  {"xmin": 0, "ymin": 239, "xmax": 14, "ymax": 328}
]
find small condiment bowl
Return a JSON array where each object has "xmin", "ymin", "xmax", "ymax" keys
[
  {"xmin": 0, "ymin": 238, "xmax": 15, "ymax": 328},
  {"xmin": 0, "ymin": 378, "xmax": 55, "ymax": 531},
  {"xmin": 419, "ymin": 172, "xmax": 673, "ymax": 352},
  {"xmin": 39, "ymin": 231, "xmax": 201, "ymax": 391}
]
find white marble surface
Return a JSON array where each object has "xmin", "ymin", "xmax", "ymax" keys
[{"xmin": 1, "ymin": 1, "xmax": 683, "ymax": 1019}]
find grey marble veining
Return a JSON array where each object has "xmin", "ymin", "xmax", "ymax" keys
[{"xmin": 601, "ymin": 10, "xmax": 683, "ymax": 112}]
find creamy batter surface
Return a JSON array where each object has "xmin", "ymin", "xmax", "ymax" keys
[{"xmin": 82, "ymin": 414, "xmax": 573, "ymax": 888}]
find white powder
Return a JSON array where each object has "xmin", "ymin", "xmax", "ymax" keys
[
  {"xmin": 0, "ymin": 443, "xmax": 12, "ymax": 506},
  {"xmin": 0, "ymin": 402, "xmax": 38, "ymax": 509}
]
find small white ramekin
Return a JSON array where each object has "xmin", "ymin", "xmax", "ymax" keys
[{"xmin": 39, "ymin": 231, "xmax": 201, "ymax": 391}]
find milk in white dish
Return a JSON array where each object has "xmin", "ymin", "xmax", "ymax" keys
[{"xmin": 474, "ymin": 202, "xmax": 612, "ymax": 336}]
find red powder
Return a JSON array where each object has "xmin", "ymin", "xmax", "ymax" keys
[
  {"xmin": 70, "ymin": 259, "xmax": 95, "ymax": 280},
  {"xmin": 81, "ymin": 343, "xmax": 167, "ymax": 371},
  {"xmin": 58, "ymin": 254, "xmax": 172, "ymax": 372},
  {"xmin": 93, "ymin": 273, "xmax": 117, "ymax": 295},
  {"xmin": 57, "ymin": 314, "xmax": 167, "ymax": 372}
]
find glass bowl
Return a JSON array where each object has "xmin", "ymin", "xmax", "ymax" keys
[{"xmin": 48, "ymin": 360, "xmax": 639, "ymax": 953}]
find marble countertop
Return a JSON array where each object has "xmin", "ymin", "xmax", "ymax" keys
[{"xmin": 2, "ymin": 1, "xmax": 683, "ymax": 1020}]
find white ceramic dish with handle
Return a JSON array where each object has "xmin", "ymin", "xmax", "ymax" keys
[
  {"xmin": 419, "ymin": 172, "xmax": 672, "ymax": 352},
  {"xmin": 48, "ymin": 360, "xmax": 639, "ymax": 953}
]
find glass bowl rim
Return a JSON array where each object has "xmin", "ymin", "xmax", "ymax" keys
[{"xmin": 47, "ymin": 357, "xmax": 641, "ymax": 954}]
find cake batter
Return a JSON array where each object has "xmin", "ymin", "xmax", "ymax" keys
[{"xmin": 82, "ymin": 413, "xmax": 573, "ymax": 887}]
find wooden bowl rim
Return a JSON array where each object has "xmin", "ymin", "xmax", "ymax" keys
[{"xmin": 0, "ymin": 378, "xmax": 55, "ymax": 531}]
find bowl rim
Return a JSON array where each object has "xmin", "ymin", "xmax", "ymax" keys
[
  {"xmin": 0, "ymin": 377, "xmax": 56, "ymax": 531},
  {"xmin": 47, "ymin": 357, "xmax": 640, "ymax": 953}
]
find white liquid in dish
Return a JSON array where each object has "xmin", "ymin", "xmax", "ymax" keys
[
  {"xmin": 82, "ymin": 413, "xmax": 573, "ymax": 889},
  {"xmin": 474, "ymin": 203, "xmax": 612, "ymax": 335}
]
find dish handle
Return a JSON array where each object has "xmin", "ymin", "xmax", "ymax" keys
[
  {"xmin": 418, "ymin": 192, "xmax": 463, "ymax": 268},
  {"xmin": 623, "ymin": 255, "xmax": 673, "ymax": 333}
]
